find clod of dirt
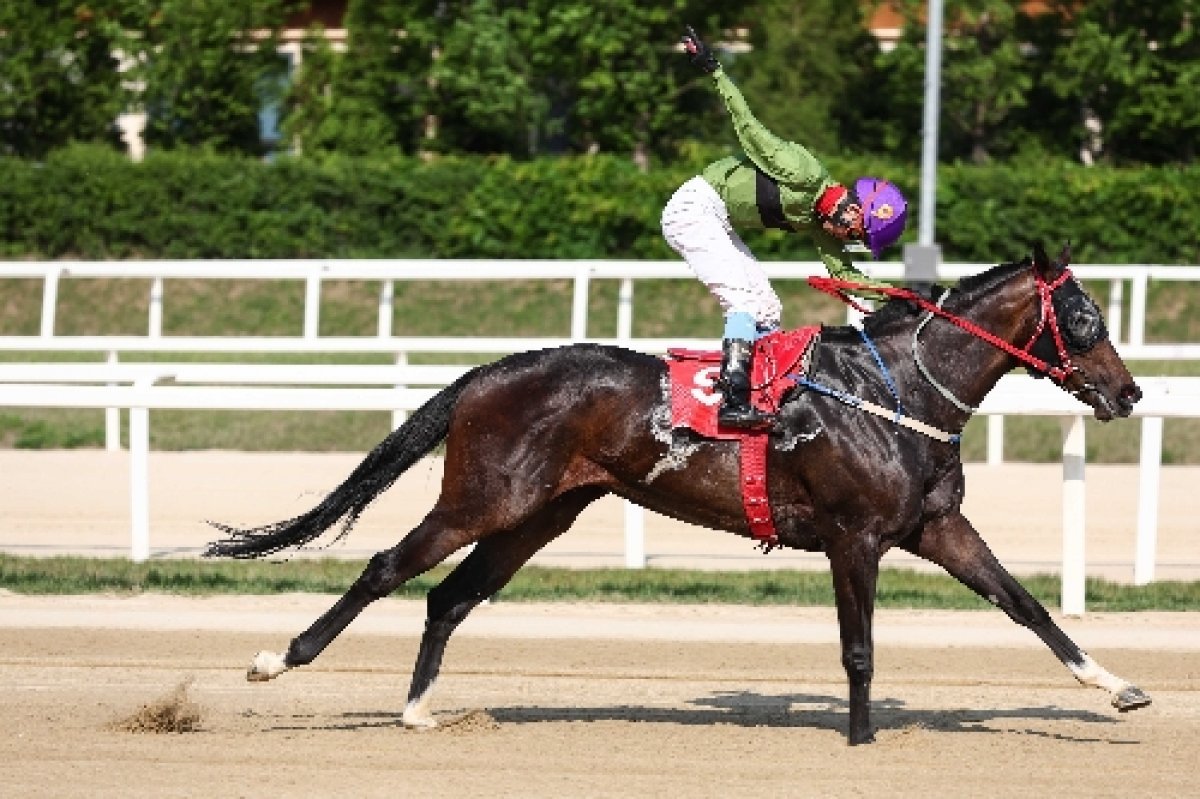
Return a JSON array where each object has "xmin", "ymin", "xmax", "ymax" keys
[
  {"xmin": 433, "ymin": 709, "xmax": 499, "ymax": 734},
  {"xmin": 877, "ymin": 722, "xmax": 933, "ymax": 748},
  {"xmin": 111, "ymin": 677, "xmax": 202, "ymax": 734}
]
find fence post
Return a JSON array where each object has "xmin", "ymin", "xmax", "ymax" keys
[
  {"xmin": 1134, "ymin": 416, "xmax": 1164, "ymax": 585},
  {"xmin": 148, "ymin": 276, "xmax": 164, "ymax": 337},
  {"xmin": 1060, "ymin": 415, "xmax": 1086, "ymax": 616},
  {"xmin": 571, "ymin": 263, "xmax": 590, "ymax": 339},
  {"xmin": 624, "ymin": 501, "xmax": 646, "ymax": 568},
  {"xmin": 986, "ymin": 415, "xmax": 1004, "ymax": 465},
  {"xmin": 129, "ymin": 380, "xmax": 153, "ymax": 562},
  {"xmin": 304, "ymin": 272, "xmax": 321, "ymax": 338},
  {"xmin": 40, "ymin": 272, "xmax": 59, "ymax": 337},
  {"xmin": 106, "ymin": 350, "xmax": 121, "ymax": 452},
  {"xmin": 1107, "ymin": 279, "xmax": 1124, "ymax": 346},
  {"xmin": 377, "ymin": 280, "xmax": 394, "ymax": 338},
  {"xmin": 1129, "ymin": 272, "xmax": 1148, "ymax": 347},
  {"xmin": 392, "ymin": 351, "xmax": 408, "ymax": 429},
  {"xmin": 617, "ymin": 277, "xmax": 634, "ymax": 339}
]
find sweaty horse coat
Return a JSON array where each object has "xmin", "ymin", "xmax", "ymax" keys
[{"xmin": 208, "ymin": 245, "xmax": 1150, "ymax": 745}]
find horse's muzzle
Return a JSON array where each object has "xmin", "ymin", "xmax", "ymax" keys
[
  {"xmin": 1079, "ymin": 379, "xmax": 1140, "ymax": 422},
  {"xmin": 1116, "ymin": 382, "xmax": 1142, "ymax": 417}
]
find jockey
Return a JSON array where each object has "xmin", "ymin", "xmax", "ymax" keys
[{"xmin": 662, "ymin": 25, "xmax": 908, "ymax": 429}]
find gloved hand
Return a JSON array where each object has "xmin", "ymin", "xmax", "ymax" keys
[
  {"xmin": 681, "ymin": 25, "xmax": 720, "ymax": 74},
  {"xmin": 902, "ymin": 282, "xmax": 941, "ymax": 315}
]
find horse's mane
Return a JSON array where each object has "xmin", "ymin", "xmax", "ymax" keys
[
  {"xmin": 955, "ymin": 257, "xmax": 1031, "ymax": 299},
  {"xmin": 859, "ymin": 296, "xmax": 920, "ymax": 335},
  {"xmin": 848, "ymin": 257, "xmax": 1032, "ymax": 341}
]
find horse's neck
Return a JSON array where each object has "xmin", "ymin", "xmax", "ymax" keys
[
  {"xmin": 807, "ymin": 269, "xmax": 1048, "ymax": 424},
  {"xmin": 918, "ymin": 337, "xmax": 1016, "ymax": 411},
  {"xmin": 822, "ymin": 315, "xmax": 1022, "ymax": 425},
  {"xmin": 904, "ymin": 293, "xmax": 1039, "ymax": 413}
]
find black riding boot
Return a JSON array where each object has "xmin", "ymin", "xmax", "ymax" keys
[{"xmin": 717, "ymin": 338, "xmax": 772, "ymax": 429}]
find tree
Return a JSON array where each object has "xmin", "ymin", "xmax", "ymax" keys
[
  {"xmin": 318, "ymin": 0, "xmax": 431, "ymax": 155},
  {"xmin": 1043, "ymin": 0, "xmax": 1200, "ymax": 165},
  {"xmin": 842, "ymin": 15, "xmax": 925, "ymax": 162},
  {"xmin": 418, "ymin": 0, "xmax": 739, "ymax": 161},
  {"xmin": 277, "ymin": 0, "xmax": 739, "ymax": 160},
  {"xmin": 278, "ymin": 25, "xmax": 339, "ymax": 155},
  {"xmin": 864, "ymin": 0, "xmax": 1034, "ymax": 164},
  {"xmin": 939, "ymin": 1, "xmax": 1032, "ymax": 164},
  {"xmin": 1005, "ymin": 6, "xmax": 1083, "ymax": 163},
  {"xmin": 429, "ymin": 0, "xmax": 545, "ymax": 155},
  {"xmin": 734, "ymin": 0, "xmax": 877, "ymax": 157},
  {"xmin": 125, "ymin": 0, "xmax": 295, "ymax": 155},
  {"xmin": 0, "ymin": 1, "xmax": 127, "ymax": 159},
  {"xmin": 523, "ymin": 1, "xmax": 741, "ymax": 162}
]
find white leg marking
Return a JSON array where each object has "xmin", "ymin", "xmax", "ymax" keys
[
  {"xmin": 402, "ymin": 680, "xmax": 439, "ymax": 729},
  {"xmin": 246, "ymin": 650, "xmax": 289, "ymax": 682},
  {"xmin": 1068, "ymin": 653, "xmax": 1128, "ymax": 695}
]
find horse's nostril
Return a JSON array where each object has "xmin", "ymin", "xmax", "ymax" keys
[{"xmin": 1120, "ymin": 384, "xmax": 1142, "ymax": 405}]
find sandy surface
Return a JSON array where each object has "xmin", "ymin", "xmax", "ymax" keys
[
  {"xmin": 1, "ymin": 450, "xmax": 1198, "ymax": 796},
  {"xmin": 0, "ymin": 594, "xmax": 1198, "ymax": 798},
  {"xmin": 1, "ymin": 450, "xmax": 1197, "ymax": 581}
]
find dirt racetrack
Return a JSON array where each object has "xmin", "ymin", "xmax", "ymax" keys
[
  {"xmin": 1, "ymin": 595, "xmax": 1198, "ymax": 798},
  {"xmin": 1, "ymin": 451, "xmax": 1198, "ymax": 797}
]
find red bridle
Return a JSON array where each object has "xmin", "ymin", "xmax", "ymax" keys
[{"xmin": 808, "ymin": 265, "xmax": 1078, "ymax": 384}]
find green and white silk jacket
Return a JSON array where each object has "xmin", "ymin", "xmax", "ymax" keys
[{"xmin": 700, "ymin": 68, "xmax": 892, "ymax": 297}]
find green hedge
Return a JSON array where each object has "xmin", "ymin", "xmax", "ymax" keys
[{"xmin": 1, "ymin": 145, "xmax": 1197, "ymax": 265}]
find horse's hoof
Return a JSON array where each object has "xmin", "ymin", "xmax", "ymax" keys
[
  {"xmin": 1114, "ymin": 685, "xmax": 1152, "ymax": 713},
  {"xmin": 247, "ymin": 650, "xmax": 288, "ymax": 682},
  {"xmin": 847, "ymin": 730, "xmax": 876, "ymax": 746},
  {"xmin": 401, "ymin": 712, "xmax": 439, "ymax": 730}
]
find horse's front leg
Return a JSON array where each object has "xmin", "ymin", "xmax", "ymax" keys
[
  {"xmin": 827, "ymin": 537, "xmax": 882, "ymax": 745},
  {"xmin": 902, "ymin": 511, "xmax": 1151, "ymax": 712}
]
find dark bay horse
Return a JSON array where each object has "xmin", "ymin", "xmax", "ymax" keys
[{"xmin": 207, "ymin": 243, "xmax": 1151, "ymax": 745}]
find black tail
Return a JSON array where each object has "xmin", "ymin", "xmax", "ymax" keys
[{"xmin": 204, "ymin": 368, "xmax": 480, "ymax": 559}]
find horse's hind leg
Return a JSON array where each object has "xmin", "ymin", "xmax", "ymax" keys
[
  {"xmin": 246, "ymin": 504, "xmax": 497, "ymax": 682},
  {"xmin": 402, "ymin": 487, "xmax": 606, "ymax": 728},
  {"xmin": 902, "ymin": 511, "xmax": 1151, "ymax": 712}
]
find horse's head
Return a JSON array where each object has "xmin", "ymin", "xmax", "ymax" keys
[{"xmin": 1023, "ymin": 242, "xmax": 1141, "ymax": 421}]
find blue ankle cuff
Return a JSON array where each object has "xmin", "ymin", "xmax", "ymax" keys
[{"xmin": 723, "ymin": 311, "xmax": 756, "ymax": 342}]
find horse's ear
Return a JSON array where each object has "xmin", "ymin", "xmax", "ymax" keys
[
  {"xmin": 1057, "ymin": 240, "xmax": 1072, "ymax": 269},
  {"xmin": 1032, "ymin": 242, "xmax": 1050, "ymax": 270}
]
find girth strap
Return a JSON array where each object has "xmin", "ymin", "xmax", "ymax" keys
[{"xmin": 739, "ymin": 432, "xmax": 777, "ymax": 545}]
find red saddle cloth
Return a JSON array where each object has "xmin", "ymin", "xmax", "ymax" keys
[{"xmin": 664, "ymin": 327, "xmax": 819, "ymax": 546}]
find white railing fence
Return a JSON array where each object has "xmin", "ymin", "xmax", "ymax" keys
[
  {"xmin": 4, "ymin": 258, "xmax": 1200, "ymax": 353},
  {"xmin": 0, "ymin": 361, "xmax": 1196, "ymax": 615},
  {"xmin": 3, "ymin": 259, "xmax": 1200, "ymax": 614},
  {"xmin": 5, "ymin": 258, "xmax": 1200, "ymax": 465}
]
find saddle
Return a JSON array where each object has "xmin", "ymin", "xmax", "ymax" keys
[{"xmin": 665, "ymin": 327, "xmax": 819, "ymax": 547}]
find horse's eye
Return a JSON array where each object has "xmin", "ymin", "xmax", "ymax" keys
[
  {"xmin": 1059, "ymin": 295, "xmax": 1106, "ymax": 352},
  {"xmin": 1067, "ymin": 311, "xmax": 1098, "ymax": 342}
]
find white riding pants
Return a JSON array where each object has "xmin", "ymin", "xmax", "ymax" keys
[{"xmin": 661, "ymin": 176, "xmax": 782, "ymax": 331}]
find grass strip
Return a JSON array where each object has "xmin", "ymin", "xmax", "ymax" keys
[{"xmin": 2, "ymin": 555, "xmax": 1197, "ymax": 612}]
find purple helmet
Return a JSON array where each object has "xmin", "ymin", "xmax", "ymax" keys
[{"xmin": 854, "ymin": 177, "xmax": 908, "ymax": 259}]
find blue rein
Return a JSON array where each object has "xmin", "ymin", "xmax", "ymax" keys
[{"xmin": 791, "ymin": 327, "xmax": 961, "ymax": 445}]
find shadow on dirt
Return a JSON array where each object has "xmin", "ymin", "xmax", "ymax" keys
[
  {"xmin": 491, "ymin": 690, "xmax": 1128, "ymax": 742},
  {"xmin": 263, "ymin": 689, "xmax": 1134, "ymax": 744}
]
